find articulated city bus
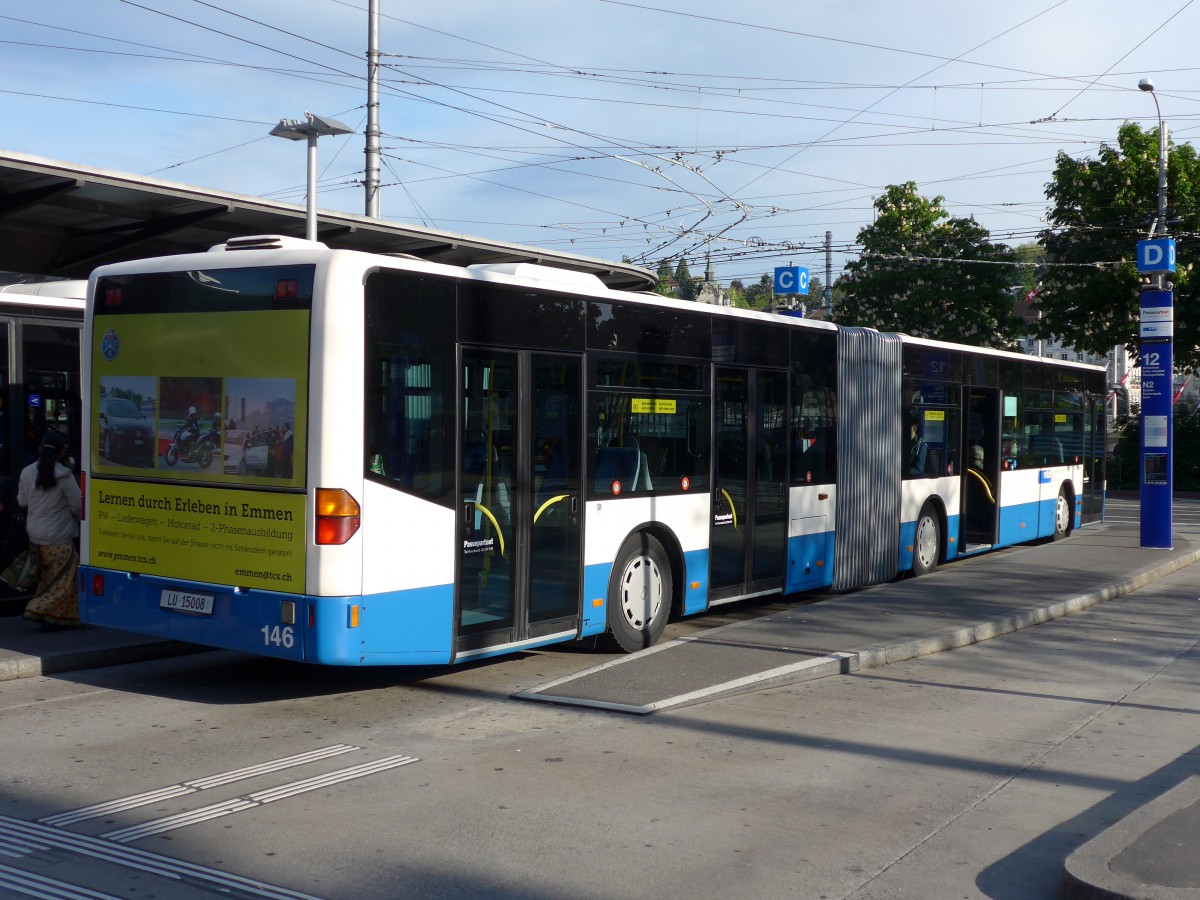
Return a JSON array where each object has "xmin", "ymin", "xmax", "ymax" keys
[{"xmin": 78, "ymin": 237, "xmax": 1107, "ymax": 664}]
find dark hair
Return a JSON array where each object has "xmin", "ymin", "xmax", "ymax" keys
[{"xmin": 35, "ymin": 431, "xmax": 66, "ymax": 490}]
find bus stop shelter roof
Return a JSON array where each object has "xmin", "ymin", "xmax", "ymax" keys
[{"xmin": 0, "ymin": 150, "xmax": 656, "ymax": 292}]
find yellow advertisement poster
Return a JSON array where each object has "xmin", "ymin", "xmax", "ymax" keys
[
  {"xmin": 92, "ymin": 308, "xmax": 309, "ymax": 488},
  {"xmin": 89, "ymin": 479, "xmax": 306, "ymax": 590}
]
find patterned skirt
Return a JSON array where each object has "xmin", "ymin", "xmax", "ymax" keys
[{"xmin": 22, "ymin": 542, "xmax": 80, "ymax": 626}]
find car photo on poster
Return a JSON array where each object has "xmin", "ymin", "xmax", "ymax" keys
[
  {"xmin": 98, "ymin": 391, "xmax": 156, "ymax": 468},
  {"xmin": 222, "ymin": 429, "xmax": 272, "ymax": 476}
]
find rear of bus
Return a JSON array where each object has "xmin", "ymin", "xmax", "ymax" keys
[{"xmin": 78, "ymin": 240, "xmax": 363, "ymax": 663}]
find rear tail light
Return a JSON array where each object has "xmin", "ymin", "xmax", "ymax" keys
[
  {"xmin": 92, "ymin": 573, "xmax": 105, "ymax": 597},
  {"xmin": 315, "ymin": 488, "xmax": 360, "ymax": 545}
]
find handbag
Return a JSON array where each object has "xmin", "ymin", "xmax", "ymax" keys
[
  {"xmin": 2, "ymin": 509, "xmax": 28, "ymax": 559},
  {"xmin": 1, "ymin": 546, "xmax": 40, "ymax": 593}
]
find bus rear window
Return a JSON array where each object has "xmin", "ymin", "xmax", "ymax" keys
[{"xmin": 96, "ymin": 266, "xmax": 314, "ymax": 315}]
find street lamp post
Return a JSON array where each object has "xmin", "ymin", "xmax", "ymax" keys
[
  {"xmin": 269, "ymin": 113, "xmax": 354, "ymax": 241},
  {"xmin": 1135, "ymin": 78, "xmax": 1174, "ymax": 549}
]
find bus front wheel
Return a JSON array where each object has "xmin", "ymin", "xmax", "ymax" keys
[
  {"xmin": 604, "ymin": 533, "xmax": 671, "ymax": 653},
  {"xmin": 912, "ymin": 505, "xmax": 941, "ymax": 577}
]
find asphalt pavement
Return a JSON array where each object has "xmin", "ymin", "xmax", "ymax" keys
[{"xmin": 0, "ymin": 503, "xmax": 1196, "ymax": 899}]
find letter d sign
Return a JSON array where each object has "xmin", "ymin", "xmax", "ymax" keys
[{"xmin": 1137, "ymin": 238, "xmax": 1176, "ymax": 274}]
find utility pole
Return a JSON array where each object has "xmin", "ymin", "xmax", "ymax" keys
[
  {"xmin": 824, "ymin": 230, "xmax": 833, "ymax": 315},
  {"xmin": 364, "ymin": 0, "xmax": 381, "ymax": 217}
]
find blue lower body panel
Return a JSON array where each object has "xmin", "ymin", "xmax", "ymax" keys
[
  {"xmin": 998, "ymin": 500, "xmax": 1041, "ymax": 545},
  {"xmin": 681, "ymin": 548, "xmax": 709, "ymax": 615},
  {"xmin": 897, "ymin": 520, "xmax": 916, "ymax": 571},
  {"xmin": 581, "ymin": 562, "xmax": 611, "ymax": 637},
  {"xmin": 79, "ymin": 566, "xmax": 455, "ymax": 666},
  {"xmin": 786, "ymin": 530, "xmax": 833, "ymax": 593}
]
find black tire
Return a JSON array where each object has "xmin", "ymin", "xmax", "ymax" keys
[
  {"xmin": 165, "ymin": 446, "xmax": 178, "ymax": 466},
  {"xmin": 604, "ymin": 533, "xmax": 672, "ymax": 653},
  {"xmin": 101, "ymin": 432, "xmax": 112, "ymax": 461},
  {"xmin": 197, "ymin": 444, "xmax": 213, "ymax": 468},
  {"xmin": 912, "ymin": 504, "xmax": 941, "ymax": 577},
  {"xmin": 1052, "ymin": 487, "xmax": 1073, "ymax": 541}
]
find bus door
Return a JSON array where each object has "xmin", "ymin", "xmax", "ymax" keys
[
  {"xmin": 710, "ymin": 367, "xmax": 788, "ymax": 600},
  {"xmin": 456, "ymin": 349, "xmax": 583, "ymax": 657},
  {"xmin": 1, "ymin": 317, "xmax": 82, "ymax": 561},
  {"xmin": 960, "ymin": 386, "xmax": 1001, "ymax": 548},
  {"xmin": 0, "ymin": 318, "xmax": 14, "ymax": 555},
  {"xmin": 1081, "ymin": 394, "xmax": 1105, "ymax": 524}
]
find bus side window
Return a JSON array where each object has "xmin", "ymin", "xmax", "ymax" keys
[{"xmin": 363, "ymin": 270, "xmax": 456, "ymax": 507}]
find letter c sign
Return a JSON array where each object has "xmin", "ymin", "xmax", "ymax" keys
[{"xmin": 773, "ymin": 266, "xmax": 810, "ymax": 296}]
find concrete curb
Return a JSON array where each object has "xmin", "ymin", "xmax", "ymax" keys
[
  {"xmin": 1061, "ymin": 776, "xmax": 1200, "ymax": 899},
  {"xmin": 851, "ymin": 544, "xmax": 1200, "ymax": 675}
]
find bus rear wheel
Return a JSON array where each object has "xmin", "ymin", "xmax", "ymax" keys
[
  {"xmin": 604, "ymin": 533, "xmax": 671, "ymax": 653},
  {"xmin": 912, "ymin": 504, "xmax": 940, "ymax": 577},
  {"xmin": 1052, "ymin": 487, "xmax": 1073, "ymax": 541}
]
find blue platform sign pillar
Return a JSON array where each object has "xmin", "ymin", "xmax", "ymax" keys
[{"xmin": 1136, "ymin": 237, "xmax": 1175, "ymax": 549}]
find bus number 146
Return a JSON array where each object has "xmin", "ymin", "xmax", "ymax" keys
[{"xmin": 261, "ymin": 625, "xmax": 295, "ymax": 649}]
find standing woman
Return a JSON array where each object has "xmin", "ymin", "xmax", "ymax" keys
[{"xmin": 19, "ymin": 430, "xmax": 82, "ymax": 628}]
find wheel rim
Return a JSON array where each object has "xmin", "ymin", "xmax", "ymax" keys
[
  {"xmin": 619, "ymin": 553, "xmax": 663, "ymax": 630},
  {"xmin": 1056, "ymin": 493, "xmax": 1070, "ymax": 534},
  {"xmin": 916, "ymin": 514, "xmax": 938, "ymax": 569}
]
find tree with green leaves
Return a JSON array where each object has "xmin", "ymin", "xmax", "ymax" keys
[
  {"xmin": 1012, "ymin": 242, "xmax": 1043, "ymax": 296},
  {"xmin": 654, "ymin": 259, "xmax": 674, "ymax": 297},
  {"xmin": 1037, "ymin": 121, "xmax": 1200, "ymax": 370},
  {"xmin": 839, "ymin": 182, "xmax": 1024, "ymax": 348},
  {"xmin": 744, "ymin": 274, "xmax": 773, "ymax": 309},
  {"xmin": 673, "ymin": 259, "xmax": 697, "ymax": 301}
]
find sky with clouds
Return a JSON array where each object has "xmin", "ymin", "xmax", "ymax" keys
[{"xmin": 2, "ymin": 0, "xmax": 1198, "ymax": 286}]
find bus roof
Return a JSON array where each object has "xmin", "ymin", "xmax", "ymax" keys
[{"xmin": 0, "ymin": 279, "xmax": 87, "ymax": 310}]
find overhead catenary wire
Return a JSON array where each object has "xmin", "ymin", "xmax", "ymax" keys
[{"xmin": 5, "ymin": 1, "xmax": 1194, "ymax": 286}]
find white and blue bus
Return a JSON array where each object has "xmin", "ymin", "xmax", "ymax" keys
[{"xmin": 78, "ymin": 236, "xmax": 1107, "ymax": 664}]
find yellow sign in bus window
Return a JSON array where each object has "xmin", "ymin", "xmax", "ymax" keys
[
  {"xmin": 630, "ymin": 398, "xmax": 677, "ymax": 414},
  {"xmin": 924, "ymin": 409, "xmax": 945, "ymax": 421}
]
